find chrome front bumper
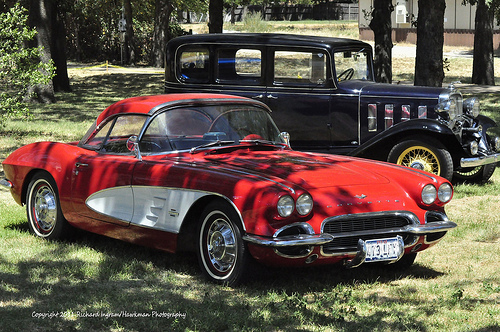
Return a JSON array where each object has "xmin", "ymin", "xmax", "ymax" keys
[
  {"xmin": 461, "ymin": 153, "xmax": 500, "ymax": 168},
  {"xmin": 243, "ymin": 220, "xmax": 457, "ymax": 248},
  {"xmin": 0, "ymin": 178, "xmax": 13, "ymax": 189}
]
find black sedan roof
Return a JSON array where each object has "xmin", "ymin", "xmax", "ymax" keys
[{"xmin": 167, "ymin": 33, "xmax": 372, "ymax": 52}]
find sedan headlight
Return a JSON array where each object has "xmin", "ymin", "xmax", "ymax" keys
[
  {"xmin": 421, "ymin": 184, "xmax": 437, "ymax": 204},
  {"xmin": 296, "ymin": 194, "xmax": 313, "ymax": 215},
  {"xmin": 277, "ymin": 195, "xmax": 294, "ymax": 217},
  {"xmin": 464, "ymin": 97, "xmax": 480, "ymax": 118},
  {"xmin": 438, "ymin": 183, "xmax": 453, "ymax": 203}
]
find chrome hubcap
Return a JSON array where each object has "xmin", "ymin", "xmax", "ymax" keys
[
  {"xmin": 33, "ymin": 185, "xmax": 57, "ymax": 233},
  {"xmin": 207, "ymin": 219, "xmax": 236, "ymax": 273}
]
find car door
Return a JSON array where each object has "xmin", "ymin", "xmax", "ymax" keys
[
  {"xmin": 70, "ymin": 114, "xmax": 147, "ymax": 225},
  {"xmin": 264, "ymin": 48, "xmax": 332, "ymax": 151}
]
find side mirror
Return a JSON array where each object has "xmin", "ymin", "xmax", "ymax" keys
[
  {"xmin": 279, "ymin": 132, "xmax": 291, "ymax": 148},
  {"xmin": 126, "ymin": 135, "xmax": 142, "ymax": 160}
]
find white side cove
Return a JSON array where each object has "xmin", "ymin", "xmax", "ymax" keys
[{"xmin": 86, "ymin": 186, "xmax": 211, "ymax": 233}]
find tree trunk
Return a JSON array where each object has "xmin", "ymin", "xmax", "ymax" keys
[
  {"xmin": 208, "ymin": 0, "xmax": 224, "ymax": 33},
  {"xmin": 472, "ymin": 0, "xmax": 495, "ymax": 85},
  {"xmin": 414, "ymin": 0, "xmax": 445, "ymax": 87},
  {"xmin": 51, "ymin": 3, "xmax": 70, "ymax": 92},
  {"xmin": 151, "ymin": 0, "xmax": 173, "ymax": 68},
  {"xmin": 28, "ymin": 0, "xmax": 55, "ymax": 102},
  {"xmin": 369, "ymin": 0, "xmax": 393, "ymax": 83},
  {"xmin": 124, "ymin": 0, "xmax": 136, "ymax": 65}
]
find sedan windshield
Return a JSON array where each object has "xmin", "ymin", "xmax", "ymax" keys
[{"xmin": 140, "ymin": 103, "xmax": 284, "ymax": 153}]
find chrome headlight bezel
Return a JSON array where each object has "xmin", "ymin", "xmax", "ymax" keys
[
  {"xmin": 437, "ymin": 183, "xmax": 453, "ymax": 203},
  {"xmin": 277, "ymin": 195, "xmax": 294, "ymax": 218},
  {"xmin": 463, "ymin": 97, "xmax": 480, "ymax": 118},
  {"xmin": 469, "ymin": 140, "xmax": 479, "ymax": 155},
  {"xmin": 296, "ymin": 194, "xmax": 313, "ymax": 216},
  {"xmin": 422, "ymin": 184, "xmax": 437, "ymax": 205}
]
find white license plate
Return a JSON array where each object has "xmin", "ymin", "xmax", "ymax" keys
[{"xmin": 365, "ymin": 237, "xmax": 403, "ymax": 262}]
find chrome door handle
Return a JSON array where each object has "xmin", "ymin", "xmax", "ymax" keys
[
  {"xmin": 267, "ymin": 94, "xmax": 278, "ymax": 99},
  {"xmin": 74, "ymin": 162, "xmax": 88, "ymax": 175},
  {"xmin": 253, "ymin": 94, "xmax": 264, "ymax": 99}
]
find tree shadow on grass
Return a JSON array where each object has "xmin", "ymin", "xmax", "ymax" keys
[
  {"xmin": 36, "ymin": 73, "xmax": 165, "ymax": 124},
  {"xmin": 0, "ymin": 216, "xmax": 465, "ymax": 332}
]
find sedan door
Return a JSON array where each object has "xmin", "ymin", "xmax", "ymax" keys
[{"xmin": 264, "ymin": 48, "xmax": 332, "ymax": 151}]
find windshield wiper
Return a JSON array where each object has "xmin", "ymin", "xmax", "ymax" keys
[{"xmin": 190, "ymin": 140, "xmax": 235, "ymax": 154}]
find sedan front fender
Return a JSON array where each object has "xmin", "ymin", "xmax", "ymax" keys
[{"xmin": 349, "ymin": 118, "xmax": 458, "ymax": 159}]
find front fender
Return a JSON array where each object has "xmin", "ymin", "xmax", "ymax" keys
[
  {"xmin": 476, "ymin": 114, "xmax": 497, "ymax": 129},
  {"xmin": 349, "ymin": 119, "xmax": 457, "ymax": 158}
]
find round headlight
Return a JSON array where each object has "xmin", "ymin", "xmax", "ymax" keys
[
  {"xmin": 464, "ymin": 97, "xmax": 480, "ymax": 118},
  {"xmin": 494, "ymin": 137, "xmax": 500, "ymax": 152},
  {"xmin": 296, "ymin": 194, "xmax": 313, "ymax": 216},
  {"xmin": 438, "ymin": 183, "xmax": 453, "ymax": 203},
  {"xmin": 470, "ymin": 140, "xmax": 479, "ymax": 155},
  {"xmin": 422, "ymin": 184, "xmax": 437, "ymax": 204},
  {"xmin": 277, "ymin": 195, "xmax": 294, "ymax": 217}
]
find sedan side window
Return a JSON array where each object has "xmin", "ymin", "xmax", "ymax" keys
[
  {"xmin": 334, "ymin": 49, "xmax": 371, "ymax": 82},
  {"xmin": 274, "ymin": 50, "xmax": 327, "ymax": 86},
  {"xmin": 217, "ymin": 48, "xmax": 262, "ymax": 85}
]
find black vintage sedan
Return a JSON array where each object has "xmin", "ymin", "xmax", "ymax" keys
[{"xmin": 164, "ymin": 33, "xmax": 500, "ymax": 183}]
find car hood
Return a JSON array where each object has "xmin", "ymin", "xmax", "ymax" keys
[
  {"xmin": 201, "ymin": 148, "xmax": 392, "ymax": 189},
  {"xmin": 339, "ymin": 80, "xmax": 444, "ymax": 100}
]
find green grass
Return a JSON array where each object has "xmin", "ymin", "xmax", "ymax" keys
[{"xmin": 0, "ymin": 23, "xmax": 499, "ymax": 331}]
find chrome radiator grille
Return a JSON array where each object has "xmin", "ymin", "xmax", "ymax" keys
[{"xmin": 321, "ymin": 212, "xmax": 416, "ymax": 255}]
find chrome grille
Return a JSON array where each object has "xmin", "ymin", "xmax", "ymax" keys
[{"xmin": 321, "ymin": 212, "xmax": 417, "ymax": 255}]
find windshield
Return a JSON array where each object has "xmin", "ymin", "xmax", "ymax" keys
[
  {"xmin": 140, "ymin": 103, "xmax": 284, "ymax": 153},
  {"xmin": 334, "ymin": 49, "xmax": 372, "ymax": 83}
]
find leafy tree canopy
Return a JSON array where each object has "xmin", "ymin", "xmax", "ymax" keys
[{"xmin": 0, "ymin": 4, "xmax": 54, "ymax": 126}]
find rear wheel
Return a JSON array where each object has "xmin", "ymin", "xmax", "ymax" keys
[
  {"xmin": 26, "ymin": 173, "xmax": 71, "ymax": 240},
  {"xmin": 388, "ymin": 139, "xmax": 453, "ymax": 180},
  {"xmin": 197, "ymin": 201, "xmax": 248, "ymax": 286}
]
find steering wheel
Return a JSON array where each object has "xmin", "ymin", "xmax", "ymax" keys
[{"xmin": 337, "ymin": 68, "xmax": 354, "ymax": 82}]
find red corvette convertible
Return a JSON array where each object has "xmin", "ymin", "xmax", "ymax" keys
[{"xmin": 1, "ymin": 93, "xmax": 456, "ymax": 285}]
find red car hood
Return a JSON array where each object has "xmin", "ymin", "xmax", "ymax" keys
[{"xmin": 201, "ymin": 148, "xmax": 391, "ymax": 189}]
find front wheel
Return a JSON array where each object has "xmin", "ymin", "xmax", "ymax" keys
[
  {"xmin": 453, "ymin": 164, "xmax": 496, "ymax": 184},
  {"xmin": 197, "ymin": 201, "xmax": 248, "ymax": 286},
  {"xmin": 388, "ymin": 139, "xmax": 454, "ymax": 180},
  {"xmin": 26, "ymin": 172, "xmax": 71, "ymax": 240}
]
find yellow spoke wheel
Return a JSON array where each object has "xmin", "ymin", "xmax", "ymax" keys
[
  {"xmin": 396, "ymin": 145, "xmax": 441, "ymax": 174},
  {"xmin": 388, "ymin": 138, "xmax": 453, "ymax": 180}
]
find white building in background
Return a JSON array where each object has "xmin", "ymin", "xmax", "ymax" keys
[{"xmin": 358, "ymin": 0, "xmax": 500, "ymax": 48}]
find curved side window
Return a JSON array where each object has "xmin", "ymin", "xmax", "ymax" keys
[{"xmin": 82, "ymin": 115, "xmax": 147, "ymax": 154}]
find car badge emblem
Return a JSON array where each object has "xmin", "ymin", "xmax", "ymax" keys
[{"xmin": 354, "ymin": 194, "xmax": 367, "ymax": 199}]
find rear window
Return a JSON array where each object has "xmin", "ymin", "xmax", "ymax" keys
[{"xmin": 178, "ymin": 47, "xmax": 210, "ymax": 83}]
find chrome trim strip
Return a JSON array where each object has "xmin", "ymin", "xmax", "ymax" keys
[
  {"xmin": 460, "ymin": 152, "xmax": 500, "ymax": 168},
  {"xmin": 243, "ymin": 233, "xmax": 334, "ymax": 247},
  {"xmin": 0, "ymin": 179, "xmax": 12, "ymax": 189}
]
